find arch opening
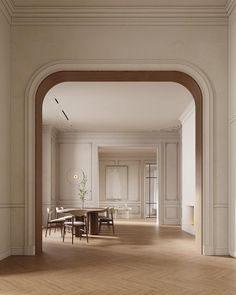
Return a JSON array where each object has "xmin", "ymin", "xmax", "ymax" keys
[{"xmin": 35, "ymin": 70, "xmax": 203, "ymax": 254}]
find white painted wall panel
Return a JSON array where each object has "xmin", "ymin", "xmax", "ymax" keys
[
  {"xmin": 105, "ymin": 166, "xmax": 128, "ymax": 200},
  {"xmin": 180, "ymin": 105, "xmax": 196, "ymax": 235},
  {"xmin": 119, "ymin": 160, "xmax": 140, "ymax": 202},
  {"xmin": 163, "ymin": 143, "xmax": 180, "ymax": 224},
  {"xmin": 165, "ymin": 143, "xmax": 178, "ymax": 201},
  {"xmin": 42, "ymin": 129, "xmax": 52, "ymax": 204},
  {"xmin": 51, "ymin": 137, "xmax": 59, "ymax": 202},
  {"xmin": 99, "ymin": 159, "xmax": 141, "ymax": 217},
  {"xmin": 10, "ymin": 208, "xmax": 25, "ymax": 255},
  {"xmin": 0, "ymin": 9, "xmax": 11, "ymax": 260},
  {"xmin": 99, "ymin": 160, "xmax": 115, "ymax": 201},
  {"xmin": 229, "ymin": 12, "xmax": 236, "ymax": 256},
  {"xmin": 59, "ymin": 143, "xmax": 92, "ymax": 204},
  {"xmin": 0, "ymin": 208, "xmax": 11, "ymax": 260}
]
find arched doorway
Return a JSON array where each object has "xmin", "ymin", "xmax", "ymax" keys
[{"xmin": 35, "ymin": 70, "xmax": 203, "ymax": 254}]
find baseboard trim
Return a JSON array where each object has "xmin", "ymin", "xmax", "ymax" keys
[
  {"xmin": 203, "ymin": 246, "xmax": 214, "ymax": 255},
  {"xmin": 214, "ymin": 247, "xmax": 229, "ymax": 256},
  {"xmin": 229, "ymin": 250, "xmax": 236, "ymax": 258},
  {"xmin": 0, "ymin": 248, "xmax": 11, "ymax": 261},
  {"xmin": 182, "ymin": 225, "xmax": 195, "ymax": 236},
  {"xmin": 11, "ymin": 247, "xmax": 24, "ymax": 255},
  {"xmin": 24, "ymin": 246, "xmax": 35, "ymax": 255},
  {"xmin": 203, "ymin": 246, "xmax": 229, "ymax": 256}
]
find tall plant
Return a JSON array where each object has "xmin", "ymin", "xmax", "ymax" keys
[{"xmin": 74, "ymin": 170, "xmax": 88, "ymax": 208}]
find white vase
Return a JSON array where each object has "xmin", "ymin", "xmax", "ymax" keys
[{"xmin": 81, "ymin": 200, "xmax": 85, "ymax": 209}]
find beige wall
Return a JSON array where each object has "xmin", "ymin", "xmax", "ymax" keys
[
  {"xmin": 0, "ymin": 9, "xmax": 11, "ymax": 259},
  {"xmin": 11, "ymin": 21, "xmax": 228, "ymax": 254}
]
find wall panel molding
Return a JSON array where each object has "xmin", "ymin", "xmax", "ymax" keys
[
  {"xmin": 0, "ymin": 0, "xmax": 12, "ymax": 23},
  {"xmin": 0, "ymin": 203, "xmax": 25, "ymax": 208},
  {"xmin": 164, "ymin": 207, "xmax": 180, "ymax": 224},
  {"xmin": 213, "ymin": 203, "xmax": 228, "ymax": 208},
  {"xmin": 165, "ymin": 143, "xmax": 179, "ymax": 201}
]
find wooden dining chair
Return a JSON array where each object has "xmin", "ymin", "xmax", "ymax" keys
[
  {"xmin": 45, "ymin": 208, "xmax": 67, "ymax": 237},
  {"xmin": 56, "ymin": 207, "xmax": 73, "ymax": 221},
  {"xmin": 62, "ymin": 210, "xmax": 89, "ymax": 244},
  {"xmin": 98, "ymin": 207, "xmax": 115, "ymax": 235}
]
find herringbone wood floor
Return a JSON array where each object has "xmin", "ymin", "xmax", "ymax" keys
[{"xmin": 1, "ymin": 220, "xmax": 236, "ymax": 295}]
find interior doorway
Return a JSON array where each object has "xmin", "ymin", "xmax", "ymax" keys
[
  {"xmin": 144, "ymin": 163, "xmax": 158, "ymax": 220},
  {"xmin": 35, "ymin": 71, "xmax": 203, "ymax": 254}
]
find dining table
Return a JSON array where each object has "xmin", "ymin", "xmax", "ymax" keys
[{"xmin": 59, "ymin": 207, "xmax": 107, "ymax": 235}]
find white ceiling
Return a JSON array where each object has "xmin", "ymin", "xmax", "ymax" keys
[
  {"xmin": 12, "ymin": 0, "xmax": 228, "ymax": 7},
  {"xmin": 43, "ymin": 82, "xmax": 193, "ymax": 132}
]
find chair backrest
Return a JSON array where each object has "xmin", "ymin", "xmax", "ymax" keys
[
  {"xmin": 46, "ymin": 207, "xmax": 55, "ymax": 222},
  {"xmin": 70, "ymin": 209, "xmax": 87, "ymax": 218},
  {"xmin": 56, "ymin": 207, "xmax": 63, "ymax": 212},
  {"xmin": 56, "ymin": 207, "xmax": 64, "ymax": 218},
  {"xmin": 108, "ymin": 207, "xmax": 115, "ymax": 219}
]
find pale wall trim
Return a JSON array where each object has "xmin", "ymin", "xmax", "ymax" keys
[
  {"xmin": 229, "ymin": 250, "xmax": 236, "ymax": 258},
  {"xmin": 204, "ymin": 246, "xmax": 229, "ymax": 256},
  {"xmin": 0, "ymin": 203, "xmax": 25, "ymax": 208},
  {"xmin": 229, "ymin": 1, "xmax": 236, "ymax": 23},
  {"xmin": 227, "ymin": 0, "xmax": 236, "ymax": 16},
  {"xmin": 11, "ymin": 247, "xmax": 24, "ymax": 255},
  {"xmin": 203, "ymin": 246, "xmax": 214, "ymax": 256},
  {"xmin": 182, "ymin": 225, "xmax": 195, "ymax": 236},
  {"xmin": 229, "ymin": 0, "xmax": 236, "ymax": 259},
  {"xmin": 0, "ymin": 248, "xmax": 11, "ymax": 260},
  {"xmin": 25, "ymin": 59, "xmax": 214, "ymax": 255},
  {"xmin": 213, "ymin": 203, "xmax": 228, "ymax": 208},
  {"xmin": 0, "ymin": 0, "xmax": 12, "ymax": 23},
  {"xmin": 23, "ymin": 246, "xmax": 35, "ymax": 255},
  {"xmin": 214, "ymin": 248, "xmax": 229, "ymax": 256},
  {"xmin": 179, "ymin": 101, "xmax": 195, "ymax": 125},
  {"xmin": 10, "ymin": 5, "xmax": 228, "ymax": 26},
  {"xmin": 57, "ymin": 131, "xmax": 180, "ymax": 144},
  {"xmin": 2, "ymin": 0, "xmax": 234, "ymax": 25}
]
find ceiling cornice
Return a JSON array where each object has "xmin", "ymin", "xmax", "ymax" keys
[
  {"xmin": 0, "ymin": 0, "xmax": 13, "ymax": 23},
  {"xmin": 1, "ymin": 0, "xmax": 234, "ymax": 26},
  {"xmin": 11, "ymin": 7, "xmax": 228, "ymax": 26},
  {"xmin": 226, "ymin": 0, "xmax": 236, "ymax": 15}
]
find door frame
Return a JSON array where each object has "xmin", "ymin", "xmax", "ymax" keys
[{"xmin": 34, "ymin": 70, "xmax": 203, "ymax": 254}]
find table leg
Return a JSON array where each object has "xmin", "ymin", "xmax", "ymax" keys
[{"xmin": 89, "ymin": 212, "xmax": 99, "ymax": 235}]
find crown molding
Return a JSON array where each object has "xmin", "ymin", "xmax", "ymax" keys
[
  {"xmin": 56, "ymin": 131, "xmax": 180, "ymax": 144},
  {"xmin": 0, "ymin": 0, "xmax": 13, "ymax": 23},
  {"xmin": 226, "ymin": 0, "xmax": 236, "ymax": 16},
  {"xmin": 0, "ymin": 1, "xmax": 230, "ymax": 26},
  {"xmin": 227, "ymin": 0, "xmax": 236, "ymax": 23},
  {"xmin": 11, "ymin": 6, "xmax": 228, "ymax": 26}
]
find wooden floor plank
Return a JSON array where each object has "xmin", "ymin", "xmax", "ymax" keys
[{"xmin": 0, "ymin": 220, "xmax": 236, "ymax": 294}]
